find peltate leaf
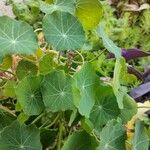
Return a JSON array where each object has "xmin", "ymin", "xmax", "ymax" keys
[
  {"xmin": 132, "ymin": 121, "xmax": 149, "ymax": 150},
  {"xmin": 75, "ymin": 0, "xmax": 103, "ymax": 30},
  {"xmin": 41, "ymin": 70, "xmax": 75, "ymax": 112},
  {"xmin": 62, "ymin": 130, "xmax": 98, "ymax": 150},
  {"xmin": 16, "ymin": 60, "xmax": 38, "ymax": 80},
  {"xmin": 42, "ymin": 11, "xmax": 86, "ymax": 51},
  {"xmin": 73, "ymin": 63, "xmax": 100, "ymax": 118},
  {"xmin": 97, "ymin": 120, "xmax": 127, "ymax": 150},
  {"xmin": 90, "ymin": 86, "xmax": 120, "ymax": 128},
  {"xmin": 0, "ymin": 120, "xmax": 42, "ymax": 150},
  {"xmin": 15, "ymin": 76, "xmax": 44, "ymax": 115},
  {"xmin": 0, "ymin": 16, "xmax": 38, "ymax": 59},
  {"xmin": 40, "ymin": 0, "xmax": 75, "ymax": 14}
]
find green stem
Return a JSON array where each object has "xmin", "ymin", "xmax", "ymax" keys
[
  {"xmin": 138, "ymin": 106, "xmax": 150, "ymax": 109},
  {"xmin": 44, "ymin": 113, "xmax": 60, "ymax": 129},
  {"xmin": 57, "ymin": 122, "xmax": 63, "ymax": 150},
  {"xmin": 75, "ymin": 50, "xmax": 85, "ymax": 65},
  {"xmin": 31, "ymin": 112, "xmax": 45, "ymax": 124}
]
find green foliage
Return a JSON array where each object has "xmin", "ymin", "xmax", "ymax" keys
[
  {"xmin": 0, "ymin": 0, "xmax": 149, "ymax": 149},
  {"xmin": 0, "ymin": 121, "xmax": 42, "ymax": 150},
  {"xmin": 132, "ymin": 121, "xmax": 149, "ymax": 150},
  {"xmin": 43, "ymin": 11, "xmax": 86, "ymax": 51}
]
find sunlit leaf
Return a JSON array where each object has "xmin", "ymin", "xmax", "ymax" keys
[
  {"xmin": 40, "ymin": 0, "xmax": 75, "ymax": 14},
  {"xmin": 43, "ymin": 11, "xmax": 86, "ymax": 51},
  {"xmin": 73, "ymin": 63, "xmax": 100, "ymax": 118},
  {"xmin": 0, "ymin": 16, "xmax": 38, "ymax": 59},
  {"xmin": 0, "ymin": 121, "xmax": 42, "ymax": 150},
  {"xmin": 96, "ymin": 24, "xmax": 121, "ymax": 58},
  {"xmin": 75, "ymin": 0, "xmax": 103, "ymax": 30},
  {"xmin": 15, "ymin": 76, "xmax": 44, "ymax": 115},
  {"xmin": 41, "ymin": 70, "xmax": 75, "ymax": 112}
]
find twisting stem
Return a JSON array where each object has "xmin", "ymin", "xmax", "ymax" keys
[{"xmin": 75, "ymin": 50, "xmax": 85, "ymax": 65}]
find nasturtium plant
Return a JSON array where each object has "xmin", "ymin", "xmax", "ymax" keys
[
  {"xmin": 73, "ymin": 63, "xmax": 100, "ymax": 118},
  {"xmin": 43, "ymin": 11, "xmax": 86, "ymax": 51},
  {"xmin": 0, "ymin": 16, "xmax": 38, "ymax": 59},
  {"xmin": 0, "ymin": 0, "xmax": 149, "ymax": 150},
  {"xmin": 41, "ymin": 70, "xmax": 75, "ymax": 112},
  {"xmin": 16, "ymin": 60, "xmax": 38, "ymax": 80},
  {"xmin": 75, "ymin": 0, "xmax": 103, "ymax": 30},
  {"xmin": 40, "ymin": 0, "xmax": 75, "ymax": 14},
  {"xmin": 0, "ymin": 121, "xmax": 42, "ymax": 150},
  {"xmin": 15, "ymin": 76, "xmax": 44, "ymax": 115}
]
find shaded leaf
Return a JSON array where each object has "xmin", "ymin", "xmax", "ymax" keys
[
  {"xmin": 75, "ymin": 0, "xmax": 103, "ymax": 30},
  {"xmin": 62, "ymin": 130, "xmax": 98, "ymax": 150},
  {"xmin": 43, "ymin": 11, "xmax": 86, "ymax": 51},
  {"xmin": 132, "ymin": 121, "xmax": 149, "ymax": 150},
  {"xmin": 16, "ymin": 60, "xmax": 38, "ymax": 80},
  {"xmin": 97, "ymin": 120, "xmax": 126, "ymax": 150},
  {"xmin": 15, "ymin": 76, "xmax": 44, "ymax": 115},
  {"xmin": 73, "ymin": 63, "xmax": 100, "ymax": 118},
  {"xmin": 0, "ymin": 121, "xmax": 42, "ymax": 150},
  {"xmin": 0, "ymin": 111, "xmax": 15, "ymax": 132},
  {"xmin": 0, "ymin": 16, "xmax": 38, "ymax": 59},
  {"xmin": 41, "ymin": 70, "xmax": 75, "ymax": 112},
  {"xmin": 39, "ymin": 53, "xmax": 57, "ymax": 75}
]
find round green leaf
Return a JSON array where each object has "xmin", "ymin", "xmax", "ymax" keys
[
  {"xmin": 0, "ymin": 16, "xmax": 38, "ymax": 58},
  {"xmin": 15, "ymin": 76, "xmax": 44, "ymax": 115},
  {"xmin": 75, "ymin": 0, "xmax": 103, "ymax": 30},
  {"xmin": 90, "ymin": 86, "xmax": 120, "ymax": 127},
  {"xmin": 0, "ymin": 121, "xmax": 42, "ymax": 150},
  {"xmin": 41, "ymin": 70, "xmax": 75, "ymax": 112},
  {"xmin": 39, "ymin": 53, "xmax": 57, "ymax": 75},
  {"xmin": 97, "ymin": 120, "xmax": 126, "ymax": 150},
  {"xmin": 73, "ymin": 63, "xmax": 100, "ymax": 118},
  {"xmin": 62, "ymin": 131, "xmax": 98, "ymax": 150},
  {"xmin": 42, "ymin": 11, "xmax": 86, "ymax": 51},
  {"xmin": 16, "ymin": 60, "xmax": 38, "ymax": 80}
]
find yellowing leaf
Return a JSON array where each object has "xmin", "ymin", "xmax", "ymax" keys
[{"xmin": 75, "ymin": 0, "xmax": 103, "ymax": 30}]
